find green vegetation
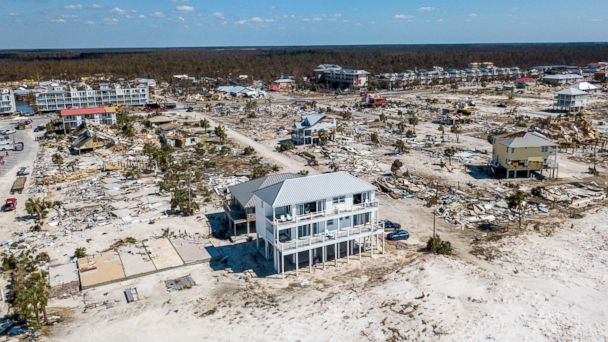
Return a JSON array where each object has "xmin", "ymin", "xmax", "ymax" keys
[{"xmin": 426, "ymin": 235, "xmax": 453, "ymax": 255}]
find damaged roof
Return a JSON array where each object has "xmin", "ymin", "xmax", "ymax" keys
[{"xmin": 496, "ymin": 131, "xmax": 556, "ymax": 148}]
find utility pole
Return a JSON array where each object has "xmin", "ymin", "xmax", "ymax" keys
[{"xmin": 432, "ymin": 182, "xmax": 439, "ymax": 240}]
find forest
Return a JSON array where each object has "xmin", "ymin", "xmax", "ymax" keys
[{"xmin": 0, "ymin": 43, "xmax": 607, "ymax": 82}]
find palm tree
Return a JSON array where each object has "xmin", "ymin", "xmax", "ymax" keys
[
  {"xmin": 444, "ymin": 146, "xmax": 456, "ymax": 165},
  {"xmin": 451, "ymin": 124, "xmax": 462, "ymax": 143},
  {"xmin": 408, "ymin": 115, "xmax": 419, "ymax": 134},
  {"xmin": 214, "ymin": 125, "xmax": 227, "ymax": 143},
  {"xmin": 390, "ymin": 159, "xmax": 403, "ymax": 176},
  {"xmin": 394, "ymin": 139, "xmax": 408, "ymax": 154},
  {"xmin": 25, "ymin": 198, "xmax": 46, "ymax": 220},
  {"xmin": 507, "ymin": 190, "xmax": 527, "ymax": 229},
  {"xmin": 170, "ymin": 188, "xmax": 199, "ymax": 216},
  {"xmin": 370, "ymin": 132, "xmax": 380, "ymax": 145},
  {"xmin": 200, "ymin": 118, "xmax": 210, "ymax": 131},
  {"xmin": 51, "ymin": 153, "xmax": 63, "ymax": 167},
  {"xmin": 397, "ymin": 121, "xmax": 406, "ymax": 139},
  {"xmin": 74, "ymin": 247, "xmax": 87, "ymax": 258},
  {"xmin": 438, "ymin": 125, "xmax": 445, "ymax": 141}
]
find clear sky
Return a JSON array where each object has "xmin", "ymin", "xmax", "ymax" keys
[{"xmin": 1, "ymin": 0, "xmax": 606, "ymax": 49}]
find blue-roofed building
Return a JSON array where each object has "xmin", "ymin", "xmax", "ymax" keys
[{"xmin": 292, "ymin": 113, "xmax": 337, "ymax": 145}]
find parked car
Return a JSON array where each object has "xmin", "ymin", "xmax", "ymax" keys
[
  {"xmin": 387, "ymin": 230, "xmax": 410, "ymax": 241},
  {"xmin": 0, "ymin": 129, "xmax": 16, "ymax": 135},
  {"xmin": 382, "ymin": 220, "xmax": 401, "ymax": 230},
  {"xmin": 17, "ymin": 167, "xmax": 29, "ymax": 176},
  {"xmin": 34, "ymin": 125, "xmax": 46, "ymax": 132}
]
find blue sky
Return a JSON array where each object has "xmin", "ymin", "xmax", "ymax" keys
[{"xmin": 0, "ymin": 0, "xmax": 606, "ymax": 49}]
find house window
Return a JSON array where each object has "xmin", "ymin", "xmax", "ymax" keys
[
  {"xmin": 510, "ymin": 148, "xmax": 515, "ymax": 153},
  {"xmin": 332, "ymin": 196, "xmax": 345, "ymax": 204},
  {"xmin": 541, "ymin": 146, "xmax": 549, "ymax": 153}
]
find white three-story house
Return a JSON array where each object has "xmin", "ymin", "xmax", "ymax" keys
[{"xmin": 253, "ymin": 172, "xmax": 384, "ymax": 276}]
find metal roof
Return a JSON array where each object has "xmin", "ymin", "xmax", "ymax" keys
[
  {"xmin": 228, "ymin": 173, "xmax": 301, "ymax": 208},
  {"xmin": 556, "ymin": 88, "xmax": 588, "ymax": 96},
  {"xmin": 496, "ymin": 131, "xmax": 556, "ymax": 148},
  {"xmin": 254, "ymin": 172, "xmax": 376, "ymax": 207}
]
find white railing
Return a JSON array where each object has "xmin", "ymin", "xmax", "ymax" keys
[
  {"xmin": 267, "ymin": 201, "xmax": 379, "ymax": 227},
  {"xmin": 277, "ymin": 223, "xmax": 382, "ymax": 252}
]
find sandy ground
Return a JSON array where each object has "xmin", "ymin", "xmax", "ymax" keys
[{"xmin": 47, "ymin": 207, "xmax": 608, "ymax": 342}]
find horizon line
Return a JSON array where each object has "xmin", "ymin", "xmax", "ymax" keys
[{"xmin": 2, "ymin": 41, "xmax": 608, "ymax": 52}]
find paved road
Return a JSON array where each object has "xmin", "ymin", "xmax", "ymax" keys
[{"xmin": 0, "ymin": 118, "xmax": 46, "ymax": 178}]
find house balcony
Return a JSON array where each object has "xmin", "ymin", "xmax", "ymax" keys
[
  {"xmin": 276, "ymin": 222, "xmax": 383, "ymax": 255},
  {"xmin": 265, "ymin": 201, "xmax": 379, "ymax": 228},
  {"xmin": 223, "ymin": 203, "xmax": 255, "ymax": 225}
]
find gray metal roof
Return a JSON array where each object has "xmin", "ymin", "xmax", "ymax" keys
[
  {"xmin": 254, "ymin": 171, "xmax": 376, "ymax": 207},
  {"xmin": 497, "ymin": 131, "xmax": 556, "ymax": 148},
  {"xmin": 556, "ymin": 87, "xmax": 588, "ymax": 96},
  {"xmin": 228, "ymin": 173, "xmax": 301, "ymax": 208},
  {"xmin": 294, "ymin": 113, "xmax": 325, "ymax": 129}
]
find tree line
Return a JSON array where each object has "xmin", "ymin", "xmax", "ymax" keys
[{"xmin": 1, "ymin": 43, "xmax": 607, "ymax": 82}]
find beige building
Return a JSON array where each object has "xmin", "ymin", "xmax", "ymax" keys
[{"xmin": 491, "ymin": 131, "xmax": 558, "ymax": 179}]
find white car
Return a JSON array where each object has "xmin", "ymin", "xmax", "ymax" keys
[{"xmin": 0, "ymin": 128, "xmax": 16, "ymax": 135}]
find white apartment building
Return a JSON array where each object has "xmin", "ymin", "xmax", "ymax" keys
[
  {"xmin": 35, "ymin": 82, "xmax": 149, "ymax": 112},
  {"xmin": 0, "ymin": 89, "xmax": 16, "ymax": 115},
  {"xmin": 254, "ymin": 172, "xmax": 384, "ymax": 276},
  {"xmin": 60, "ymin": 107, "xmax": 117, "ymax": 130},
  {"xmin": 314, "ymin": 64, "xmax": 369, "ymax": 88}
]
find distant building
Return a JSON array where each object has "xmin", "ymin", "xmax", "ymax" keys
[
  {"xmin": 314, "ymin": 64, "xmax": 369, "ymax": 89},
  {"xmin": 271, "ymin": 78, "xmax": 296, "ymax": 92},
  {"xmin": 569, "ymin": 82, "xmax": 599, "ymax": 93},
  {"xmin": 554, "ymin": 88, "xmax": 589, "ymax": 112},
  {"xmin": 36, "ymin": 82, "xmax": 149, "ymax": 112},
  {"xmin": 491, "ymin": 131, "xmax": 558, "ymax": 179},
  {"xmin": 216, "ymin": 86, "xmax": 266, "ymax": 98},
  {"xmin": 292, "ymin": 113, "xmax": 337, "ymax": 146},
  {"xmin": 254, "ymin": 171, "xmax": 383, "ymax": 276},
  {"xmin": 542, "ymin": 74, "xmax": 583, "ymax": 85},
  {"xmin": 0, "ymin": 89, "xmax": 16, "ymax": 115},
  {"xmin": 515, "ymin": 77, "xmax": 536, "ymax": 89},
  {"xmin": 60, "ymin": 107, "xmax": 117, "ymax": 131}
]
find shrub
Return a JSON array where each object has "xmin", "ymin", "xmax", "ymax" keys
[{"xmin": 425, "ymin": 235, "xmax": 453, "ymax": 255}]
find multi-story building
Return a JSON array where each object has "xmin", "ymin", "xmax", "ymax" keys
[
  {"xmin": 36, "ymin": 82, "xmax": 149, "ymax": 112},
  {"xmin": 60, "ymin": 107, "xmax": 117, "ymax": 131},
  {"xmin": 490, "ymin": 131, "xmax": 558, "ymax": 179},
  {"xmin": 253, "ymin": 172, "xmax": 384, "ymax": 276},
  {"xmin": 292, "ymin": 113, "xmax": 337, "ymax": 146},
  {"xmin": 554, "ymin": 88, "xmax": 589, "ymax": 112},
  {"xmin": 0, "ymin": 89, "xmax": 16, "ymax": 115},
  {"xmin": 224, "ymin": 173, "xmax": 302, "ymax": 237},
  {"xmin": 314, "ymin": 64, "xmax": 369, "ymax": 89}
]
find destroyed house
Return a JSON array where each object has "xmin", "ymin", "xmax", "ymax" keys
[
  {"xmin": 60, "ymin": 107, "xmax": 117, "ymax": 130},
  {"xmin": 292, "ymin": 113, "xmax": 337, "ymax": 145},
  {"xmin": 70, "ymin": 128, "xmax": 113, "ymax": 154},
  {"xmin": 225, "ymin": 173, "xmax": 301, "ymax": 236},
  {"xmin": 253, "ymin": 172, "xmax": 383, "ymax": 276},
  {"xmin": 491, "ymin": 131, "xmax": 558, "ymax": 179},
  {"xmin": 158, "ymin": 123, "xmax": 200, "ymax": 148},
  {"xmin": 271, "ymin": 78, "xmax": 296, "ymax": 92}
]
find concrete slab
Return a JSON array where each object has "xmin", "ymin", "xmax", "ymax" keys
[
  {"xmin": 118, "ymin": 243, "xmax": 157, "ymax": 277},
  {"xmin": 144, "ymin": 238, "xmax": 183, "ymax": 270},
  {"xmin": 77, "ymin": 252, "xmax": 126, "ymax": 289},
  {"xmin": 170, "ymin": 238, "xmax": 212, "ymax": 264}
]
